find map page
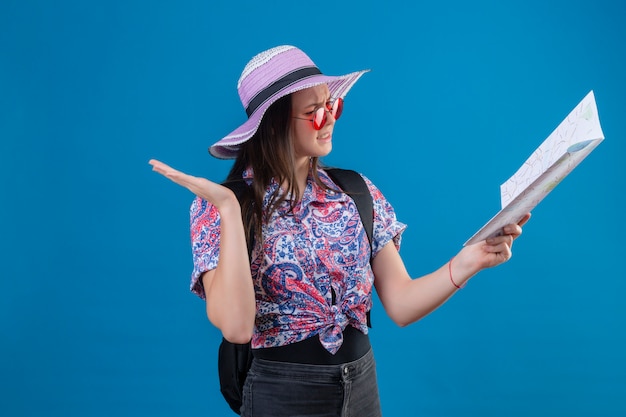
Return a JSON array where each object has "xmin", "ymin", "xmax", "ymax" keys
[{"xmin": 465, "ymin": 90, "xmax": 604, "ymax": 246}]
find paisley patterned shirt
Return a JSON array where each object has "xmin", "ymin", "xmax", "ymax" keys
[{"xmin": 189, "ymin": 167, "xmax": 406, "ymax": 354}]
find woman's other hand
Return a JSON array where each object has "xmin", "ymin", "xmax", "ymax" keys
[{"xmin": 149, "ymin": 159, "xmax": 238, "ymax": 211}]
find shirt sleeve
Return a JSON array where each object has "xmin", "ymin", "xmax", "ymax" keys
[
  {"xmin": 189, "ymin": 196, "xmax": 221, "ymax": 299},
  {"xmin": 361, "ymin": 175, "xmax": 407, "ymax": 257}
]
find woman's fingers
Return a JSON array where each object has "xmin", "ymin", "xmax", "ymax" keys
[
  {"xmin": 149, "ymin": 159, "xmax": 174, "ymax": 175},
  {"xmin": 485, "ymin": 235, "xmax": 511, "ymax": 251},
  {"xmin": 501, "ymin": 213, "xmax": 530, "ymax": 241},
  {"xmin": 149, "ymin": 159, "xmax": 236, "ymax": 209},
  {"xmin": 149, "ymin": 159, "xmax": 198, "ymax": 189},
  {"xmin": 149, "ymin": 159, "xmax": 182, "ymax": 178},
  {"xmin": 517, "ymin": 212, "xmax": 532, "ymax": 228}
]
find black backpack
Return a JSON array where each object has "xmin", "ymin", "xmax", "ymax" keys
[{"xmin": 218, "ymin": 168, "xmax": 374, "ymax": 414}]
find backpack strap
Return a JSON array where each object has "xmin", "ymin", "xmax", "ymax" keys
[
  {"xmin": 324, "ymin": 168, "xmax": 374, "ymax": 255},
  {"xmin": 222, "ymin": 179, "xmax": 254, "ymax": 258},
  {"xmin": 324, "ymin": 168, "xmax": 374, "ymax": 328}
]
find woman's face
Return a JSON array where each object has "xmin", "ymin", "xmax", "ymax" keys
[{"xmin": 290, "ymin": 84, "xmax": 335, "ymax": 161}]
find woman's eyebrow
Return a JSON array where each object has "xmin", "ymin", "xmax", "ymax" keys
[{"xmin": 304, "ymin": 96, "xmax": 331, "ymax": 109}]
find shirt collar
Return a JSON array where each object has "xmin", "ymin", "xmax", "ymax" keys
[{"xmin": 240, "ymin": 166, "xmax": 351, "ymax": 211}]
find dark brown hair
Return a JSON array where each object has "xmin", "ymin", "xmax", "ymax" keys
[{"xmin": 225, "ymin": 94, "xmax": 329, "ymax": 247}]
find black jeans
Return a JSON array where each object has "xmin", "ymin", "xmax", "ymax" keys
[{"xmin": 241, "ymin": 348, "xmax": 382, "ymax": 417}]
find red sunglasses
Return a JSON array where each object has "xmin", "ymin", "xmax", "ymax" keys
[{"xmin": 293, "ymin": 97, "xmax": 344, "ymax": 130}]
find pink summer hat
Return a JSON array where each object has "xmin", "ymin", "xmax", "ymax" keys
[{"xmin": 209, "ymin": 45, "xmax": 369, "ymax": 159}]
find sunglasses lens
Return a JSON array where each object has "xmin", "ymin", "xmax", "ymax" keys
[
  {"xmin": 309, "ymin": 98, "xmax": 344, "ymax": 130},
  {"xmin": 313, "ymin": 107, "xmax": 326, "ymax": 130},
  {"xmin": 332, "ymin": 98, "xmax": 343, "ymax": 121}
]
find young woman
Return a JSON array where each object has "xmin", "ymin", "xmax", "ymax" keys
[{"xmin": 149, "ymin": 45, "xmax": 529, "ymax": 417}]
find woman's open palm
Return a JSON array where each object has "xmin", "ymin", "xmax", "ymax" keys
[{"xmin": 149, "ymin": 159, "xmax": 236, "ymax": 210}]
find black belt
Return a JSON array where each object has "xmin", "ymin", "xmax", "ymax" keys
[{"xmin": 252, "ymin": 325, "xmax": 370, "ymax": 365}]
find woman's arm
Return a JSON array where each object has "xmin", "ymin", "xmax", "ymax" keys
[
  {"xmin": 372, "ymin": 216, "xmax": 529, "ymax": 327},
  {"xmin": 200, "ymin": 196, "xmax": 256, "ymax": 343},
  {"xmin": 150, "ymin": 160, "xmax": 256, "ymax": 343}
]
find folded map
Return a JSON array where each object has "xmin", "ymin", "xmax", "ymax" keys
[{"xmin": 465, "ymin": 90, "xmax": 604, "ymax": 246}]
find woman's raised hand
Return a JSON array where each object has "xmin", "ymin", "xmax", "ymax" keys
[
  {"xmin": 149, "ymin": 159, "xmax": 237, "ymax": 210},
  {"xmin": 458, "ymin": 213, "xmax": 532, "ymax": 273}
]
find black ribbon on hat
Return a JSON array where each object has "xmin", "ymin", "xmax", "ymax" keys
[{"xmin": 245, "ymin": 66, "xmax": 322, "ymax": 117}]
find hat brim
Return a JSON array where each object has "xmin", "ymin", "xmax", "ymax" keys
[{"xmin": 209, "ymin": 69, "xmax": 369, "ymax": 159}]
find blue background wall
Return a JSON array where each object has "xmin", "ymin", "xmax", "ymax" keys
[{"xmin": 2, "ymin": 1, "xmax": 625, "ymax": 416}]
